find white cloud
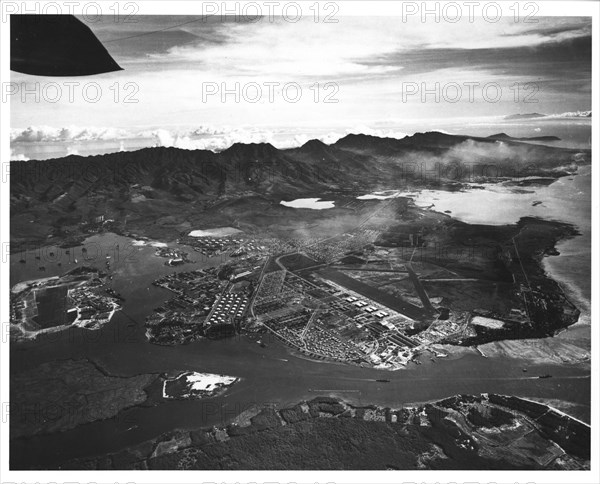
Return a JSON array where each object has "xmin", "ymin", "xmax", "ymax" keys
[
  {"xmin": 151, "ymin": 127, "xmax": 278, "ymax": 151},
  {"xmin": 10, "ymin": 124, "xmax": 233, "ymax": 145},
  {"xmin": 292, "ymin": 134, "xmax": 310, "ymax": 146},
  {"xmin": 163, "ymin": 18, "xmax": 405, "ymax": 80},
  {"xmin": 155, "ymin": 18, "xmax": 590, "ymax": 82},
  {"xmin": 10, "ymin": 148, "xmax": 29, "ymax": 161},
  {"xmin": 9, "ymin": 17, "xmax": 590, "ymax": 134},
  {"xmin": 546, "ymin": 110, "xmax": 592, "ymax": 118},
  {"xmin": 345, "ymin": 125, "xmax": 409, "ymax": 140},
  {"xmin": 11, "ymin": 125, "xmax": 132, "ymax": 143}
]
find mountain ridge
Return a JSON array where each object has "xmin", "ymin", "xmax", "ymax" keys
[{"xmin": 10, "ymin": 131, "xmax": 590, "ymax": 250}]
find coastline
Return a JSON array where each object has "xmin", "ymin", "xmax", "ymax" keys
[
  {"xmin": 39, "ymin": 393, "xmax": 590, "ymax": 471},
  {"xmin": 408, "ymin": 169, "xmax": 590, "ymax": 328},
  {"xmin": 8, "ymin": 169, "xmax": 592, "ymax": 469}
]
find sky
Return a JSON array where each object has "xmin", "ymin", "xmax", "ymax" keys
[{"xmin": 10, "ymin": 14, "xmax": 592, "ymax": 159}]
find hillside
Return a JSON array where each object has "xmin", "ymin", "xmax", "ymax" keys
[{"xmin": 10, "ymin": 132, "xmax": 590, "ymax": 250}]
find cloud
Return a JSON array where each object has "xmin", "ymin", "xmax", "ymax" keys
[
  {"xmin": 10, "ymin": 148, "xmax": 29, "ymax": 161},
  {"xmin": 293, "ymin": 134, "xmax": 310, "ymax": 146},
  {"xmin": 10, "ymin": 125, "xmax": 132, "ymax": 143},
  {"xmin": 345, "ymin": 125, "xmax": 409, "ymax": 140},
  {"xmin": 319, "ymin": 132, "xmax": 345, "ymax": 145},
  {"xmin": 9, "ymin": 17, "xmax": 592, "ymax": 136},
  {"xmin": 546, "ymin": 110, "xmax": 591, "ymax": 118},
  {"xmin": 413, "ymin": 138, "xmax": 582, "ymax": 175},
  {"xmin": 159, "ymin": 18, "xmax": 407, "ymax": 80},
  {"xmin": 10, "ymin": 124, "xmax": 233, "ymax": 145},
  {"xmin": 117, "ymin": 17, "xmax": 592, "ymax": 79},
  {"xmin": 150, "ymin": 125, "xmax": 411, "ymax": 152},
  {"xmin": 150, "ymin": 127, "xmax": 278, "ymax": 151}
]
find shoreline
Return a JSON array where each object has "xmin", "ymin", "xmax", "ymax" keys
[
  {"xmin": 8, "ymin": 171, "xmax": 592, "ymax": 469},
  {"xmin": 162, "ymin": 371, "xmax": 239, "ymax": 400},
  {"xmin": 36, "ymin": 392, "xmax": 590, "ymax": 471}
]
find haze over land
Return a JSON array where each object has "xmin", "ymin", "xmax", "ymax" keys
[{"xmin": 7, "ymin": 10, "xmax": 593, "ymax": 474}]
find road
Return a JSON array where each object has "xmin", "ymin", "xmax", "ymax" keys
[
  {"xmin": 406, "ymin": 262, "xmax": 435, "ymax": 313},
  {"xmin": 318, "ymin": 267, "xmax": 426, "ymax": 321}
]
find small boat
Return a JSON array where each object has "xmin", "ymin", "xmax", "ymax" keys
[
  {"xmin": 538, "ymin": 374, "xmax": 552, "ymax": 379},
  {"xmin": 376, "ymin": 379, "xmax": 390, "ymax": 383},
  {"xmin": 19, "ymin": 259, "xmax": 26, "ymax": 264},
  {"xmin": 522, "ymin": 368, "xmax": 528, "ymax": 372}
]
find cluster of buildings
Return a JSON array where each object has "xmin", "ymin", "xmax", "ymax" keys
[
  {"xmin": 250, "ymin": 267, "xmax": 424, "ymax": 369},
  {"xmin": 155, "ymin": 247, "xmax": 190, "ymax": 266},
  {"xmin": 206, "ymin": 293, "xmax": 249, "ymax": 326},
  {"xmin": 179, "ymin": 235, "xmax": 247, "ymax": 257},
  {"xmin": 254, "ymin": 270, "xmax": 287, "ymax": 301},
  {"xmin": 261, "ymin": 308, "xmax": 365, "ymax": 364},
  {"xmin": 10, "ymin": 271, "xmax": 122, "ymax": 340},
  {"xmin": 143, "ymin": 228, "xmax": 468, "ymax": 368},
  {"xmin": 152, "ymin": 269, "xmax": 225, "ymax": 305},
  {"xmin": 230, "ymin": 242, "xmax": 268, "ymax": 257},
  {"xmin": 294, "ymin": 324, "xmax": 364, "ymax": 363},
  {"xmin": 146, "ymin": 261, "xmax": 261, "ymax": 343},
  {"xmin": 146, "ymin": 269, "xmax": 230, "ymax": 344},
  {"xmin": 344, "ymin": 296, "xmax": 389, "ymax": 319},
  {"xmin": 68, "ymin": 282, "xmax": 121, "ymax": 330},
  {"xmin": 303, "ymin": 229, "xmax": 381, "ymax": 263}
]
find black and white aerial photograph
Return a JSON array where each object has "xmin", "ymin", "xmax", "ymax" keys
[{"xmin": 1, "ymin": 1, "xmax": 598, "ymax": 483}]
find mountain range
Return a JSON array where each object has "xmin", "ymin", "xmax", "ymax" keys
[{"xmin": 10, "ymin": 131, "xmax": 590, "ymax": 250}]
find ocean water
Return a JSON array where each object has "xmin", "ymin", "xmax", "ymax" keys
[
  {"xmin": 413, "ymin": 166, "xmax": 591, "ymax": 325},
  {"xmin": 10, "ymin": 168, "xmax": 592, "ymax": 467}
]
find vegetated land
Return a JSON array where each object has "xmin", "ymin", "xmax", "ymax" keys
[
  {"xmin": 133, "ymin": 196, "xmax": 580, "ymax": 370},
  {"xmin": 10, "ymin": 132, "xmax": 589, "ymax": 252},
  {"xmin": 54, "ymin": 394, "xmax": 589, "ymax": 470},
  {"xmin": 10, "ymin": 358, "xmax": 159, "ymax": 439},
  {"xmin": 8, "ymin": 133, "xmax": 592, "ymax": 470},
  {"xmin": 10, "ymin": 131, "xmax": 584, "ymax": 361}
]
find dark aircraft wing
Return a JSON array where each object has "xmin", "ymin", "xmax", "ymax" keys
[{"xmin": 11, "ymin": 14, "xmax": 122, "ymax": 76}]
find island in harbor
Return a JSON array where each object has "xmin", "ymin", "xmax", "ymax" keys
[
  {"xmin": 9, "ymin": 133, "xmax": 587, "ymax": 367},
  {"xmin": 9, "ymin": 131, "xmax": 592, "ymax": 470},
  {"xmin": 162, "ymin": 371, "xmax": 239, "ymax": 399},
  {"xmin": 9, "ymin": 266, "xmax": 123, "ymax": 341}
]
